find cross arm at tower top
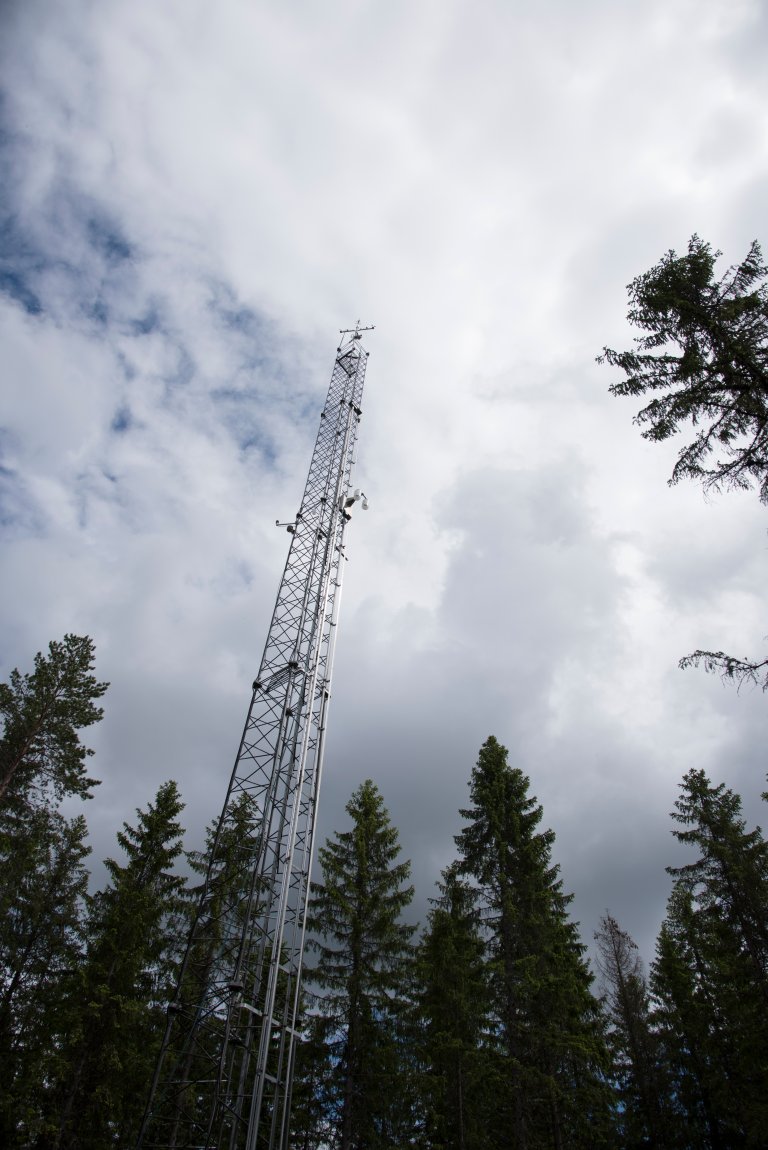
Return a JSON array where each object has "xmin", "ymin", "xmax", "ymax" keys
[{"xmin": 339, "ymin": 321, "xmax": 375, "ymax": 339}]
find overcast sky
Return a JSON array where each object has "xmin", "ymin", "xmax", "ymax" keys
[{"xmin": 1, "ymin": 0, "xmax": 766, "ymax": 968}]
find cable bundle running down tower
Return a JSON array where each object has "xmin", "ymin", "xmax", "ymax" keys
[{"xmin": 138, "ymin": 326, "xmax": 372, "ymax": 1150}]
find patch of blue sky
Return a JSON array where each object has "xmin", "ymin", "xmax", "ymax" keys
[
  {"xmin": 208, "ymin": 281, "xmax": 271, "ymax": 340},
  {"xmin": 0, "ymin": 460, "xmax": 45, "ymax": 538},
  {"xmin": 0, "ymin": 204, "xmax": 50, "ymax": 316},
  {"xmin": 239, "ymin": 430, "xmax": 278, "ymax": 467},
  {"xmin": 82, "ymin": 294, "xmax": 110, "ymax": 327},
  {"xmin": 0, "ymin": 267, "xmax": 42, "ymax": 315},
  {"xmin": 72, "ymin": 466, "xmax": 125, "ymax": 531},
  {"xmin": 116, "ymin": 350, "xmax": 137, "ymax": 382},
  {"xmin": 161, "ymin": 343, "xmax": 195, "ymax": 397},
  {"xmin": 0, "ymin": 198, "xmax": 115, "ymax": 327},
  {"xmin": 235, "ymin": 559, "xmax": 254, "ymax": 587},
  {"xmin": 209, "ymin": 557, "xmax": 256, "ymax": 598},
  {"xmin": 205, "ymin": 280, "xmax": 288, "ymax": 373},
  {"xmin": 130, "ymin": 303, "xmax": 162, "ymax": 336},
  {"xmin": 85, "ymin": 211, "xmax": 133, "ymax": 266},
  {"xmin": 210, "ymin": 363, "xmax": 319, "ymax": 450},
  {"xmin": 0, "ymin": 109, "xmax": 48, "ymax": 316},
  {"xmin": 0, "ymin": 110, "xmax": 139, "ymax": 331},
  {"xmin": 205, "ymin": 282, "xmax": 323, "ymax": 426},
  {"xmin": 236, "ymin": 419, "xmax": 278, "ymax": 467},
  {"xmin": 293, "ymin": 393, "xmax": 320, "ymax": 430},
  {"xmin": 110, "ymin": 405, "xmax": 133, "ymax": 434},
  {"xmin": 212, "ymin": 358, "xmax": 313, "ymax": 410},
  {"xmin": 210, "ymin": 391, "xmax": 278, "ymax": 465}
]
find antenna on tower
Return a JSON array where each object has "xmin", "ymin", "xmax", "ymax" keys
[
  {"xmin": 138, "ymin": 327, "xmax": 372, "ymax": 1150},
  {"xmin": 339, "ymin": 320, "xmax": 375, "ymax": 341}
]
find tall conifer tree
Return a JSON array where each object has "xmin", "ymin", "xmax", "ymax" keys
[
  {"xmin": 0, "ymin": 810, "xmax": 90, "ymax": 1147},
  {"xmin": 455, "ymin": 736, "xmax": 614, "ymax": 1149},
  {"xmin": 302, "ymin": 779, "xmax": 416, "ymax": 1150},
  {"xmin": 141, "ymin": 791, "xmax": 262, "ymax": 1147},
  {"xmin": 651, "ymin": 769, "xmax": 768, "ymax": 1147},
  {"xmin": 0, "ymin": 637, "xmax": 106, "ymax": 1146},
  {"xmin": 416, "ymin": 863, "xmax": 490, "ymax": 1150},
  {"xmin": 54, "ymin": 780, "xmax": 187, "ymax": 1150},
  {"xmin": 594, "ymin": 913, "xmax": 672, "ymax": 1148}
]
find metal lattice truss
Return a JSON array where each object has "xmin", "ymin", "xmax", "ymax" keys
[{"xmin": 138, "ymin": 329, "xmax": 371, "ymax": 1150}]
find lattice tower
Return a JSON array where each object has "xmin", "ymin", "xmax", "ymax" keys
[{"xmin": 137, "ymin": 326, "xmax": 372, "ymax": 1150}]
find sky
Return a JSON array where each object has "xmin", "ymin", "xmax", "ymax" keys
[{"xmin": 1, "ymin": 0, "xmax": 767, "ymax": 970}]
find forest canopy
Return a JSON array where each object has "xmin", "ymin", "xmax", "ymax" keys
[{"xmin": 2, "ymin": 646, "xmax": 766, "ymax": 1149}]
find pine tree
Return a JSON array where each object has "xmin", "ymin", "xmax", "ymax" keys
[
  {"xmin": 0, "ymin": 635, "xmax": 108, "ymax": 809},
  {"xmin": 416, "ymin": 862, "xmax": 491, "ymax": 1150},
  {"xmin": 594, "ymin": 912, "xmax": 672, "ymax": 1148},
  {"xmin": 0, "ymin": 636, "xmax": 106, "ymax": 1146},
  {"xmin": 302, "ymin": 779, "xmax": 416, "ymax": 1150},
  {"xmin": 53, "ymin": 780, "xmax": 187, "ymax": 1150},
  {"xmin": 456, "ymin": 736, "xmax": 615, "ymax": 1149},
  {"xmin": 651, "ymin": 769, "xmax": 768, "ymax": 1148}
]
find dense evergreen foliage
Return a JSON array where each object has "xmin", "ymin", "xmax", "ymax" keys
[
  {"xmin": 594, "ymin": 912, "xmax": 673, "ymax": 1147},
  {"xmin": 141, "ymin": 792, "xmax": 263, "ymax": 1147},
  {"xmin": 53, "ymin": 781, "xmax": 187, "ymax": 1150},
  {"xmin": 2, "ymin": 640, "xmax": 767, "ymax": 1148},
  {"xmin": 454, "ymin": 736, "xmax": 615, "ymax": 1148},
  {"xmin": 297, "ymin": 779, "xmax": 416, "ymax": 1150},
  {"xmin": 0, "ymin": 634, "xmax": 108, "ymax": 810},
  {"xmin": 0, "ymin": 808, "xmax": 91, "ymax": 1146},
  {"xmin": 0, "ymin": 636, "xmax": 106, "ymax": 1148},
  {"xmin": 599, "ymin": 235, "xmax": 768, "ymax": 504},
  {"xmin": 651, "ymin": 770, "xmax": 768, "ymax": 1148},
  {"xmin": 415, "ymin": 863, "xmax": 490, "ymax": 1150}
]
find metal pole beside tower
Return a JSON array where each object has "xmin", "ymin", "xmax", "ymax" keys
[{"xmin": 138, "ymin": 325, "xmax": 373, "ymax": 1150}]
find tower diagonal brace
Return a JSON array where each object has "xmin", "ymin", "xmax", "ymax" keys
[{"xmin": 137, "ymin": 329, "xmax": 371, "ymax": 1150}]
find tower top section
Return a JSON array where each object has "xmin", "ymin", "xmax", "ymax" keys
[{"xmin": 339, "ymin": 320, "xmax": 375, "ymax": 341}]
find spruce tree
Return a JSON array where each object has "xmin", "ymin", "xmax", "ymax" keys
[
  {"xmin": 599, "ymin": 235, "xmax": 768, "ymax": 504},
  {"xmin": 140, "ymin": 791, "xmax": 262, "ymax": 1148},
  {"xmin": 594, "ymin": 913, "xmax": 672, "ymax": 1148},
  {"xmin": 651, "ymin": 769, "xmax": 768, "ymax": 1148},
  {"xmin": 289, "ymin": 1011, "xmax": 335, "ymax": 1150},
  {"xmin": 0, "ymin": 809, "xmax": 90, "ymax": 1148},
  {"xmin": 652, "ymin": 888, "xmax": 726, "ymax": 1149},
  {"xmin": 670, "ymin": 769, "xmax": 768, "ymax": 1005},
  {"xmin": 416, "ymin": 862, "xmax": 490, "ymax": 1150},
  {"xmin": 54, "ymin": 780, "xmax": 187, "ymax": 1150},
  {"xmin": 302, "ymin": 779, "xmax": 416, "ymax": 1150},
  {"xmin": 456, "ymin": 736, "xmax": 614, "ymax": 1149}
]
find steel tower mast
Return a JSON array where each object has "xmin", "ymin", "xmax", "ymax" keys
[{"xmin": 138, "ymin": 325, "xmax": 373, "ymax": 1150}]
